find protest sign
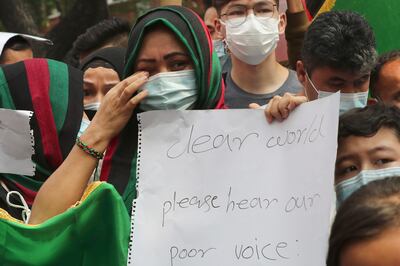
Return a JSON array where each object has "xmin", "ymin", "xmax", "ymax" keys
[
  {"xmin": 128, "ymin": 94, "xmax": 340, "ymax": 266},
  {"xmin": 0, "ymin": 109, "xmax": 34, "ymax": 176}
]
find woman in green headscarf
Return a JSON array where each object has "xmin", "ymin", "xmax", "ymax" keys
[
  {"xmin": 100, "ymin": 5, "xmax": 226, "ymax": 211},
  {"xmin": 0, "ymin": 5, "xmax": 225, "ymax": 266}
]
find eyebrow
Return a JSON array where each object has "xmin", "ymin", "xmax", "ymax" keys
[
  {"xmin": 136, "ymin": 52, "xmax": 189, "ymax": 64},
  {"xmin": 367, "ymin": 145, "xmax": 397, "ymax": 155},
  {"xmin": 335, "ymin": 154, "xmax": 357, "ymax": 166},
  {"xmin": 163, "ymin": 52, "xmax": 189, "ymax": 61},
  {"xmin": 336, "ymin": 145, "xmax": 397, "ymax": 165},
  {"xmin": 328, "ymin": 77, "xmax": 346, "ymax": 83}
]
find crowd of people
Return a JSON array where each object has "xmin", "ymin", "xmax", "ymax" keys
[{"xmin": 0, "ymin": 0, "xmax": 400, "ymax": 265}]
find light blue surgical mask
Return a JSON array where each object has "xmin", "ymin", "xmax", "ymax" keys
[
  {"xmin": 78, "ymin": 118, "xmax": 90, "ymax": 137},
  {"xmin": 335, "ymin": 167, "xmax": 400, "ymax": 206},
  {"xmin": 139, "ymin": 69, "xmax": 197, "ymax": 111},
  {"xmin": 212, "ymin": 40, "xmax": 226, "ymax": 58},
  {"xmin": 306, "ymin": 72, "xmax": 368, "ymax": 114}
]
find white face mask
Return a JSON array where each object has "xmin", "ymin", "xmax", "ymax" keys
[
  {"xmin": 84, "ymin": 102, "xmax": 100, "ymax": 120},
  {"xmin": 139, "ymin": 69, "xmax": 198, "ymax": 111},
  {"xmin": 306, "ymin": 72, "xmax": 368, "ymax": 114},
  {"xmin": 78, "ymin": 118, "xmax": 90, "ymax": 137},
  {"xmin": 222, "ymin": 14, "xmax": 279, "ymax": 65},
  {"xmin": 212, "ymin": 39, "xmax": 226, "ymax": 58},
  {"xmin": 335, "ymin": 167, "xmax": 400, "ymax": 206},
  {"xmin": 84, "ymin": 102, "xmax": 100, "ymax": 111}
]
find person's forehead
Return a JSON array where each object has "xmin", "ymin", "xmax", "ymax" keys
[
  {"xmin": 225, "ymin": 0, "xmax": 277, "ymax": 7},
  {"xmin": 380, "ymin": 59, "xmax": 400, "ymax": 79},
  {"xmin": 338, "ymin": 128, "xmax": 400, "ymax": 158},
  {"xmin": 312, "ymin": 66, "xmax": 370, "ymax": 81}
]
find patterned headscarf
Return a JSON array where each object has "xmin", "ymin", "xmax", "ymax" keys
[
  {"xmin": 0, "ymin": 59, "xmax": 83, "ymax": 218},
  {"xmin": 101, "ymin": 6, "xmax": 225, "ymax": 209}
]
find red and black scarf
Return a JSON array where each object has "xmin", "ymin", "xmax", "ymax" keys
[{"xmin": 0, "ymin": 59, "xmax": 83, "ymax": 218}]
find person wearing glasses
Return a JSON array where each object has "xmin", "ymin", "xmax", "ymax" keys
[{"xmin": 214, "ymin": 0, "xmax": 303, "ymax": 108}]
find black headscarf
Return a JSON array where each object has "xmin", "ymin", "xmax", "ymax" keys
[{"xmin": 79, "ymin": 47, "xmax": 126, "ymax": 79}]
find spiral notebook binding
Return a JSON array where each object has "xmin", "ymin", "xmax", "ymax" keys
[
  {"xmin": 127, "ymin": 113, "xmax": 143, "ymax": 265},
  {"xmin": 28, "ymin": 111, "xmax": 36, "ymax": 175}
]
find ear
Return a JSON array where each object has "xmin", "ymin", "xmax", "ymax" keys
[
  {"xmin": 296, "ymin": 60, "xmax": 307, "ymax": 87},
  {"xmin": 215, "ymin": 18, "xmax": 226, "ymax": 39},
  {"xmin": 278, "ymin": 12, "xmax": 287, "ymax": 35}
]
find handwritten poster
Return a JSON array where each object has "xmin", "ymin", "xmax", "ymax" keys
[
  {"xmin": 0, "ymin": 109, "xmax": 35, "ymax": 176},
  {"xmin": 128, "ymin": 94, "xmax": 340, "ymax": 266}
]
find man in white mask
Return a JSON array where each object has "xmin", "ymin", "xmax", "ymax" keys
[
  {"xmin": 263, "ymin": 11, "xmax": 377, "ymax": 122},
  {"xmin": 214, "ymin": 0, "xmax": 303, "ymax": 108}
]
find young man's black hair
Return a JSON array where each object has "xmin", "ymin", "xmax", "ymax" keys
[
  {"xmin": 0, "ymin": 36, "xmax": 32, "ymax": 64},
  {"xmin": 338, "ymin": 104, "xmax": 400, "ymax": 141},
  {"xmin": 67, "ymin": 17, "xmax": 130, "ymax": 67},
  {"xmin": 302, "ymin": 11, "xmax": 377, "ymax": 75}
]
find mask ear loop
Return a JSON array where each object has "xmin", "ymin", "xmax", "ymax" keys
[
  {"xmin": 305, "ymin": 71, "xmax": 320, "ymax": 100},
  {"xmin": 6, "ymin": 191, "xmax": 31, "ymax": 224}
]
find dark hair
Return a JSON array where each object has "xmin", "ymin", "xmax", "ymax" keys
[
  {"xmin": 69, "ymin": 17, "xmax": 130, "ymax": 67},
  {"xmin": 338, "ymin": 104, "xmax": 400, "ymax": 142},
  {"xmin": 370, "ymin": 50, "xmax": 400, "ymax": 98},
  {"xmin": 3, "ymin": 36, "xmax": 31, "ymax": 51},
  {"xmin": 214, "ymin": 0, "xmax": 279, "ymax": 14},
  {"xmin": 0, "ymin": 36, "xmax": 32, "ymax": 64},
  {"xmin": 327, "ymin": 176, "xmax": 400, "ymax": 266},
  {"xmin": 302, "ymin": 11, "xmax": 377, "ymax": 76}
]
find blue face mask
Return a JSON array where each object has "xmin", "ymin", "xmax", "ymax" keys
[
  {"xmin": 212, "ymin": 40, "xmax": 226, "ymax": 58},
  {"xmin": 139, "ymin": 70, "xmax": 197, "ymax": 111},
  {"xmin": 335, "ymin": 167, "xmax": 400, "ymax": 206},
  {"xmin": 78, "ymin": 118, "xmax": 90, "ymax": 137},
  {"xmin": 306, "ymin": 72, "xmax": 368, "ymax": 114}
]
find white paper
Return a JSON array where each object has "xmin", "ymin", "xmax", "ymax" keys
[
  {"xmin": 0, "ymin": 32, "xmax": 53, "ymax": 54},
  {"xmin": 129, "ymin": 93, "xmax": 340, "ymax": 266},
  {"xmin": 0, "ymin": 109, "xmax": 35, "ymax": 176}
]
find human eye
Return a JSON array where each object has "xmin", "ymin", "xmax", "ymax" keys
[
  {"xmin": 354, "ymin": 75, "xmax": 370, "ymax": 87},
  {"xmin": 168, "ymin": 58, "xmax": 192, "ymax": 72},
  {"xmin": 83, "ymin": 86, "xmax": 95, "ymax": 98},
  {"xmin": 374, "ymin": 158, "xmax": 395, "ymax": 166},
  {"xmin": 227, "ymin": 6, "xmax": 246, "ymax": 17},
  {"xmin": 335, "ymin": 163, "xmax": 359, "ymax": 181},
  {"xmin": 255, "ymin": 3, "xmax": 274, "ymax": 15}
]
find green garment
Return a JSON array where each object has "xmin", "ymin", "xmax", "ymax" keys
[{"xmin": 0, "ymin": 182, "xmax": 130, "ymax": 266}]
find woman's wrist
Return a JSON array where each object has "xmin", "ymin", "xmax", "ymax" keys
[{"xmin": 79, "ymin": 124, "xmax": 111, "ymax": 154}]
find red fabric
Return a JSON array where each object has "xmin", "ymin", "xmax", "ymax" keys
[
  {"xmin": 24, "ymin": 59, "xmax": 63, "ymax": 169},
  {"xmin": 302, "ymin": 0, "xmax": 314, "ymax": 20},
  {"xmin": 100, "ymin": 136, "xmax": 119, "ymax": 182},
  {"xmin": 14, "ymin": 182, "xmax": 36, "ymax": 205}
]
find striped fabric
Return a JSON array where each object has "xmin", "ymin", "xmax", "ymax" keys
[
  {"xmin": 100, "ymin": 6, "xmax": 226, "ymax": 211},
  {"xmin": 304, "ymin": 0, "xmax": 400, "ymax": 53},
  {"xmin": 0, "ymin": 59, "xmax": 83, "ymax": 217}
]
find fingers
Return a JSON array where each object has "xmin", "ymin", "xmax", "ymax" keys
[
  {"xmin": 119, "ymin": 72, "xmax": 149, "ymax": 103},
  {"xmin": 287, "ymin": 96, "xmax": 308, "ymax": 111},
  {"xmin": 128, "ymin": 90, "xmax": 148, "ymax": 109},
  {"xmin": 249, "ymin": 103, "xmax": 261, "ymax": 109},
  {"xmin": 265, "ymin": 93, "xmax": 308, "ymax": 123}
]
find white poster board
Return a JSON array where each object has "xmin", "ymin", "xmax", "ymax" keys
[
  {"xmin": 0, "ymin": 109, "xmax": 35, "ymax": 176},
  {"xmin": 128, "ymin": 94, "xmax": 340, "ymax": 266}
]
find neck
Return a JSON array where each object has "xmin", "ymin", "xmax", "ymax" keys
[{"xmin": 230, "ymin": 53, "xmax": 289, "ymax": 94}]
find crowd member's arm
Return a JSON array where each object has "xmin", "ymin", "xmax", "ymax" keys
[
  {"xmin": 29, "ymin": 72, "xmax": 149, "ymax": 225},
  {"xmin": 285, "ymin": 0, "xmax": 310, "ymax": 69}
]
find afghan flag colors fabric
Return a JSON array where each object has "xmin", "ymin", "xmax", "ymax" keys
[
  {"xmin": 0, "ymin": 182, "xmax": 130, "ymax": 266},
  {"xmin": 100, "ymin": 6, "xmax": 226, "ymax": 211},
  {"xmin": 0, "ymin": 59, "xmax": 83, "ymax": 219},
  {"xmin": 304, "ymin": 0, "xmax": 400, "ymax": 54}
]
